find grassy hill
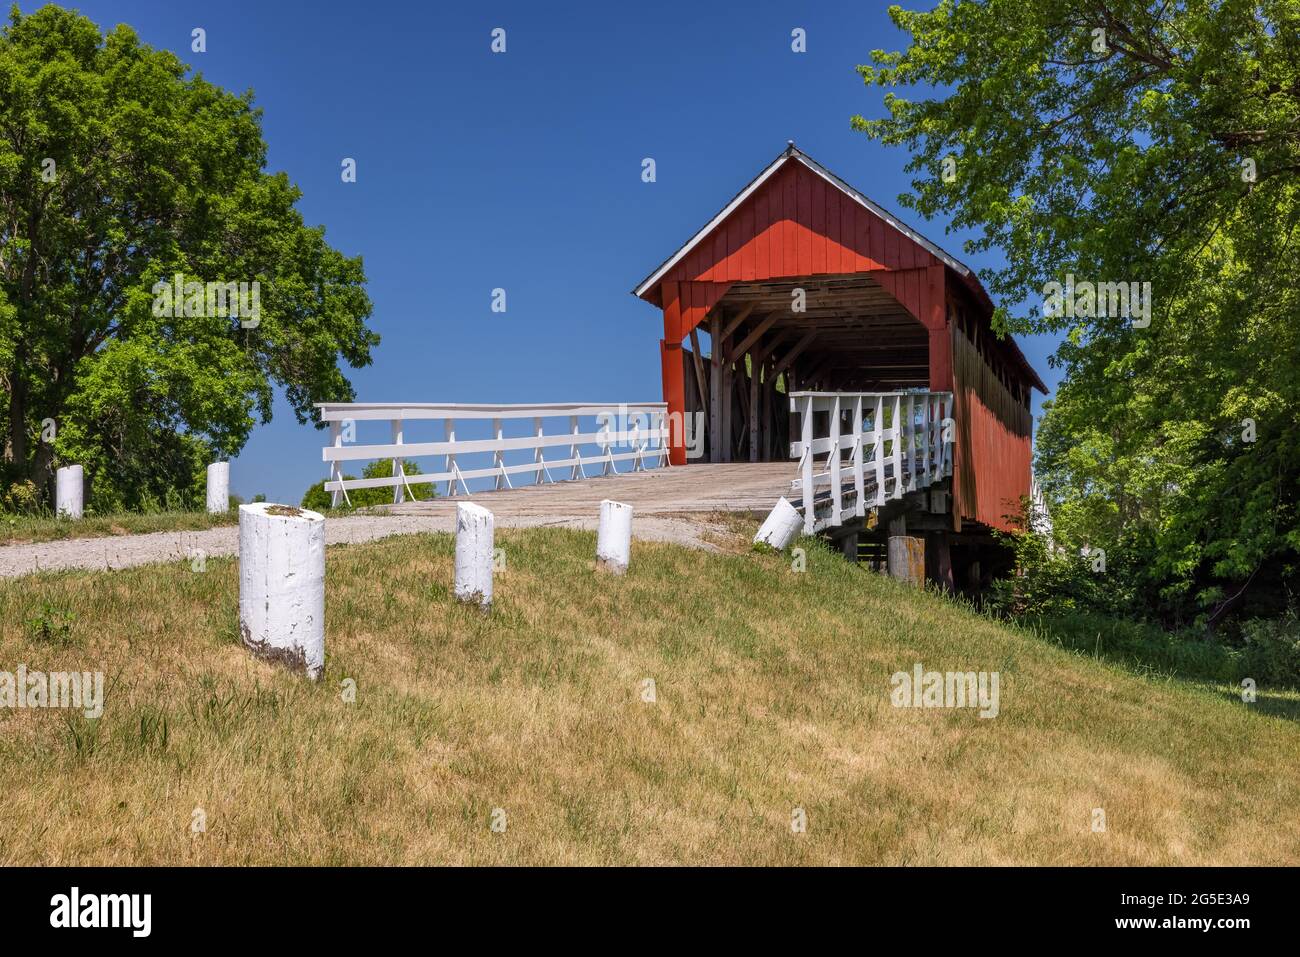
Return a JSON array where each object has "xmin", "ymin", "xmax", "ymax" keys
[{"xmin": 1, "ymin": 524, "xmax": 1297, "ymax": 865}]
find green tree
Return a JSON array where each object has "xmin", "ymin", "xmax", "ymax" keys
[
  {"xmin": 0, "ymin": 5, "xmax": 377, "ymax": 509},
  {"xmin": 856, "ymin": 0, "xmax": 1300, "ymax": 623}
]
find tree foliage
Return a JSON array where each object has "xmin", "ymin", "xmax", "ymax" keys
[
  {"xmin": 0, "ymin": 4, "xmax": 378, "ymax": 510},
  {"xmin": 856, "ymin": 0, "xmax": 1300, "ymax": 623}
]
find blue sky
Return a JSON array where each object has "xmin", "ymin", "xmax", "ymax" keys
[{"xmin": 28, "ymin": 0, "xmax": 1062, "ymax": 503}]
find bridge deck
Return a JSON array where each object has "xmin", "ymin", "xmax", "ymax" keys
[{"xmin": 383, "ymin": 462, "xmax": 797, "ymax": 519}]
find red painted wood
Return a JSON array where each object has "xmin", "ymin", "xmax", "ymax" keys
[
  {"xmin": 658, "ymin": 279, "xmax": 730, "ymax": 464},
  {"xmin": 885, "ymin": 218, "xmax": 900, "ymax": 271},
  {"xmin": 796, "ymin": 172, "xmax": 812, "ymax": 274},
  {"xmin": 740, "ymin": 199, "xmax": 755, "ymax": 278},
  {"xmin": 840, "ymin": 191, "xmax": 855, "ymax": 271},
  {"xmin": 659, "ymin": 338, "xmax": 687, "ymax": 465},
  {"xmin": 782, "ymin": 167, "xmax": 797, "ymax": 276},
  {"xmin": 927, "ymin": 265, "xmax": 952, "ymax": 388},
  {"xmin": 810, "ymin": 174, "xmax": 826, "ymax": 274},
  {"xmin": 661, "ymin": 281, "xmax": 682, "ymax": 341}
]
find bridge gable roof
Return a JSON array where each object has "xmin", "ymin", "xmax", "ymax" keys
[{"xmin": 633, "ymin": 143, "xmax": 1046, "ymax": 394}]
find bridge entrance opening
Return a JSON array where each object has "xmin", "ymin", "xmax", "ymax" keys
[{"xmin": 679, "ymin": 273, "xmax": 932, "ymax": 465}]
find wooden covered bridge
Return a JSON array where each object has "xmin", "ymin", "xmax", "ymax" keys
[
  {"xmin": 318, "ymin": 143, "xmax": 1045, "ymax": 591},
  {"xmin": 636, "ymin": 142, "xmax": 1046, "ymax": 586}
]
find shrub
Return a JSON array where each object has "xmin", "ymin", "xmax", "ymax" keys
[
  {"xmin": 26, "ymin": 601, "xmax": 77, "ymax": 646},
  {"xmin": 1241, "ymin": 612, "xmax": 1300, "ymax": 688},
  {"xmin": 2, "ymin": 479, "xmax": 41, "ymax": 514}
]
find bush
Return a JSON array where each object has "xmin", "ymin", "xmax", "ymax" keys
[
  {"xmin": 1241, "ymin": 612, "xmax": 1300, "ymax": 688},
  {"xmin": 2, "ymin": 479, "xmax": 41, "ymax": 514},
  {"xmin": 986, "ymin": 529, "xmax": 1138, "ymax": 619}
]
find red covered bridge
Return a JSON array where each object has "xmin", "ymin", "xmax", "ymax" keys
[{"xmin": 634, "ymin": 142, "xmax": 1046, "ymax": 585}]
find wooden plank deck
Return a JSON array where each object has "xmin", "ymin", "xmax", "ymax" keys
[{"xmin": 383, "ymin": 462, "xmax": 797, "ymax": 519}]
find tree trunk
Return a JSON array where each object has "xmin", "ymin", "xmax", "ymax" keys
[{"xmin": 6, "ymin": 351, "xmax": 28, "ymax": 471}]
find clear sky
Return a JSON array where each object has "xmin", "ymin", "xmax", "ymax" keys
[{"xmin": 24, "ymin": 0, "xmax": 1062, "ymax": 504}]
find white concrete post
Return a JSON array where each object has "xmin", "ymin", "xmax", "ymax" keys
[
  {"xmin": 55, "ymin": 465, "xmax": 83, "ymax": 519},
  {"xmin": 206, "ymin": 461, "xmax": 229, "ymax": 513},
  {"xmin": 454, "ymin": 502, "xmax": 494, "ymax": 609},
  {"xmin": 754, "ymin": 496, "xmax": 802, "ymax": 551},
  {"xmin": 596, "ymin": 499, "xmax": 633, "ymax": 574},
  {"xmin": 238, "ymin": 503, "xmax": 326, "ymax": 679}
]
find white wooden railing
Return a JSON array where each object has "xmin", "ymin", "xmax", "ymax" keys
[
  {"xmin": 789, "ymin": 391, "xmax": 953, "ymax": 533},
  {"xmin": 317, "ymin": 402, "xmax": 670, "ymax": 506}
]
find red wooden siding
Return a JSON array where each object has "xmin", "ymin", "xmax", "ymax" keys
[
  {"xmin": 664, "ymin": 162, "xmax": 942, "ymax": 288},
  {"xmin": 950, "ymin": 322, "xmax": 1034, "ymax": 532},
  {"xmin": 660, "ymin": 280, "xmax": 731, "ymax": 342}
]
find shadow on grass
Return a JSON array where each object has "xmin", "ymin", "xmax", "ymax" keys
[
  {"xmin": 1215, "ymin": 689, "xmax": 1300, "ymax": 721},
  {"xmin": 1015, "ymin": 611, "xmax": 1300, "ymax": 722}
]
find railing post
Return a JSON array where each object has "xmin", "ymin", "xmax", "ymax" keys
[
  {"xmin": 599, "ymin": 413, "xmax": 614, "ymax": 477},
  {"xmin": 391, "ymin": 418, "xmax": 405, "ymax": 504},
  {"xmin": 329, "ymin": 419, "xmax": 342, "ymax": 508},
  {"xmin": 905, "ymin": 394, "xmax": 916, "ymax": 492},
  {"xmin": 852, "ymin": 395, "xmax": 865, "ymax": 518},
  {"xmin": 534, "ymin": 416, "xmax": 547, "ymax": 483},
  {"xmin": 444, "ymin": 419, "xmax": 457, "ymax": 497},
  {"xmin": 873, "ymin": 395, "xmax": 885, "ymax": 506},
  {"xmin": 900, "ymin": 394, "xmax": 908, "ymax": 492},
  {"xmin": 493, "ymin": 417, "xmax": 506, "ymax": 490},
  {"xmin": 946, "ymin": 394, "xmax": 955, "ymax": 477},
  {"xmin": 660, "ymin": 409, "xmax": 673, "ymax": 467},
  {"xmin": 829, "ymin": 395, "xmax": 842, "ymax": 526},
  {"xmin": 570, "ymin": 414, "xmax": 581, "ymax": 480},
  {"xmin": 800, "ymin": 396, "xmax": 814, "ymax": 534},
  {"xmin": 892, "ymin": 394, "xmax": 903, "ymax": 499},
  {"xmin": 920, "ymin": 395, "xmax": 930, "ymax": 486},
  {"xmin": 932, "ymin": 394, "xmax": 941, "ymax": 484}
]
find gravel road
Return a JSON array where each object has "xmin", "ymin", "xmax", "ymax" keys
[{"xmin": 0, "ymin": 512, "xmax": 724, "ymax": 579}]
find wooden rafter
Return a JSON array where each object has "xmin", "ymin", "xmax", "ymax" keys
[{"xmin": 725, "ymin": 313, "xmax": 779, "ymax": 364}]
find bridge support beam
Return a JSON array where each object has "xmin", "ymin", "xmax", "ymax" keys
[
  {"xmin": 839, "ymin": 531, "xmax": 859, "ymax": 563},
  {"xmin": 925, "ymin": 530, "xmax": 954, "ymax": 592},
  {"xmin": 660, "ymin": 338, "xmax": 687, "ymax": 466},
  {"xmin": 659, "ymin": 281, "xmax": 731, "ymax": 466},
  {"xmin": 887, "ymin": 515, "xmax": 925, "ymax": 586}
]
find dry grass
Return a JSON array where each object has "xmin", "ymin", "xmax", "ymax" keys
[
  {"xmin": 1, "ymin": 526, "xmax": 1298, "ymax": 865},
  {"xmin": 0, "ymin": 510, "xmax": 240, "ymax": 546}
]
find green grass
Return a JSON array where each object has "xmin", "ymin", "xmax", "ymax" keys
[
  {"xmin": 0, "ymin": 526, "xmax": 1297, "ymax": 865},
  {"xmin": 0, "ymin": 509, "xmax": 240, "ymax": 546}
]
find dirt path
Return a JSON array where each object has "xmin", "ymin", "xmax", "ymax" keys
[
  {"xmin": 0, "ymin": 463, "xmax": 789, "ymax": 579},
  {"xmin": 0, "ymin": 513, "xmax": 741, "ymax": 578}
]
